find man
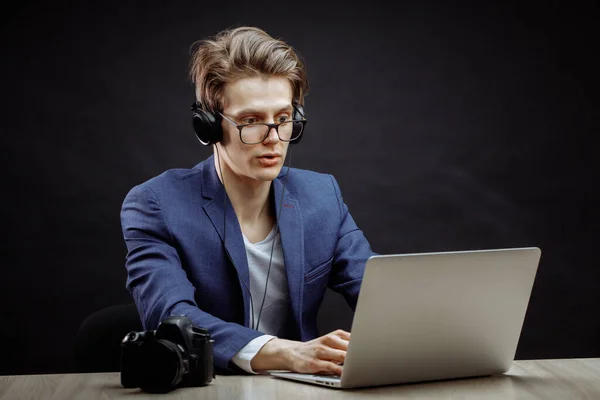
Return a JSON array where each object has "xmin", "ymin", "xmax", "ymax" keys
[{"xmin": 120, "ymin": 26, "xmax": 374, "ymax": 376}]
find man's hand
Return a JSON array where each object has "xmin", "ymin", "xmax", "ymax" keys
[{"xmin": 250, "ymin": 330, "xmax": 350, "ymax": 375}]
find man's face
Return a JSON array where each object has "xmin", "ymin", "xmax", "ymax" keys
[{"xmin": 218, "ymin": 75, "xmax": 293, "ymax": 184}]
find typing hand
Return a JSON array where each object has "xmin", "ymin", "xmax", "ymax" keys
[{"xmin": 251, "ymin": 329, "xmax": 350, "ymax": 375}]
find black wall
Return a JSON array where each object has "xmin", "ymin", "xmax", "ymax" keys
[{"xmin": 1, "ymin": 1, "xmax": 598, "ymax": 375}]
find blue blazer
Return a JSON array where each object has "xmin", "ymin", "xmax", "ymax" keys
[{"xmin": 120, "ymin": 155, "xmax": 374, "ymax": 372}]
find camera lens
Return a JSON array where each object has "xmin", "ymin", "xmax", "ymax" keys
[{"xmin": 137, "ymin": 339, "xmax": 187, "ymax": 393}]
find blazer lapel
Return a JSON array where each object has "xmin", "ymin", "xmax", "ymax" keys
[
  {"xmin": 273, "ymin": 171, "xmax": 306, "ymax": 339},
  {"xmin": 200, "ymin": 157, "xmax": 252, "ymax": 328}
]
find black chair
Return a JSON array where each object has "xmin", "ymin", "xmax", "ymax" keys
[{"xmin": 74, "ymin": 303, "xmax": 143, "ymax": 372}]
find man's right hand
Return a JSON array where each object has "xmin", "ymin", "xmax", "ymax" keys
[{"xmin": 250, "ymin": 329, "xmax": 350, "ymax": 375}]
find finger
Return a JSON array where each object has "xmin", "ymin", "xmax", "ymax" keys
[
  {"xmin": 315, "ymin": 346, "xmax": 346, "ymax": 363},
  {"xmin": 331, "ymin": 329, "xmax": 351, "ymax": 340},
  {"xmin": 321, "ymin": 334, "xmax": 350, "ymax": 350},
  {"xmin": 306, "ymin": 359, "xmax": 344, "ymax": 376},
  {"xmin": 325, "ymin": 361, "xmax": 344, "ymax": 376}
]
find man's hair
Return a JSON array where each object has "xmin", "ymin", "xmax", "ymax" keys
[{"xmin": 189, "ymin": 26, "xmax": 309, "ymax": 113}]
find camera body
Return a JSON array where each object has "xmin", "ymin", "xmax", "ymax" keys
[{"xmin": 120, "ymin": 316, "xmax": 214, "ymax": 393}]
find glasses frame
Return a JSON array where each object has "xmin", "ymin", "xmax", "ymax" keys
[{"xmin": 218, "ymin": 112, "xmax": 307, "ymax": 145}]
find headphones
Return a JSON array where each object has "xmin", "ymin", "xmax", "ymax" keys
[{"xmin": 191, "ymin": 101, "xmax": 306, "ymax": 146}]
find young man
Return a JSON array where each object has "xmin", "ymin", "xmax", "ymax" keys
[{"xmin": 120, "ymin": 26, "xmax": 374, "ymax": 375}]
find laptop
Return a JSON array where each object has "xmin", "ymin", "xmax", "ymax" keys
[{"xmin": 270, "ymin": 247, "xmax": 541, "ymax": 389}]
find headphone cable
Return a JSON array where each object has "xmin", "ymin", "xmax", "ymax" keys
[
  {"xmin": 215, "ymin": 144, "xmax": 293, "ymax": 331},
  {"xmin": 255, "ymin": 148, "xmax": 292, "ymax": 331},
  {"xmin": 215, "ymin": 144, "xmax": 256, "ymax": 330}
]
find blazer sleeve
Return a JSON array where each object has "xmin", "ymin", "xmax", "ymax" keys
[
  {"xmin": 327, "ymin": 175, "xmax": 376, "ymax": 310},
  {"xmin": 120, "ymin": 184, "xmax": 262, "ymax": 372}
]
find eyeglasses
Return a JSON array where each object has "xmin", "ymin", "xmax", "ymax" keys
[{"xmin": 219, "ymin": 113, "xmax": 306, "ymax": 145}]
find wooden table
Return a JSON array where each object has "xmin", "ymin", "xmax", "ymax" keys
[{"xmin": 1, "ymin": 358, "xmax": 598, "ymax": 399}]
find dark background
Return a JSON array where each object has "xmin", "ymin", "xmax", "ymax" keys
[{"xmin": 1, "ymin": 0, "xmax": 598, "ymax": 375}]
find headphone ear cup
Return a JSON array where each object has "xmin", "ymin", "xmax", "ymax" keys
[
  {"xmin": 192, "ymin": 108, "xmax": 222, "ymax": 145},
  {"xmin": 291, "ymin": 104, "xmax": 306, "ymax": 145}
]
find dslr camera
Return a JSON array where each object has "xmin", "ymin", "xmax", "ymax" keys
[{"xmin": 120, "ymin": 316, "xmax": 215, "ymax": 393}]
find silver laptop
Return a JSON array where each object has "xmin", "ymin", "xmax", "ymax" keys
[{"xmin": 270, "ymin": 247, "xmax": 541, "ymax": 389}]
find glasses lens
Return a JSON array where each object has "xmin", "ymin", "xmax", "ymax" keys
[
  {"xmin": 278, "ymin": 121, "xmax": 295, "ymax": 141},
  {"xmin": 290, "ymin": 120, "xmax": 304, "ymax": 141},
  {"xmin": 240, "ymin": 124, "xmax": 268, "ymax": 144}
]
